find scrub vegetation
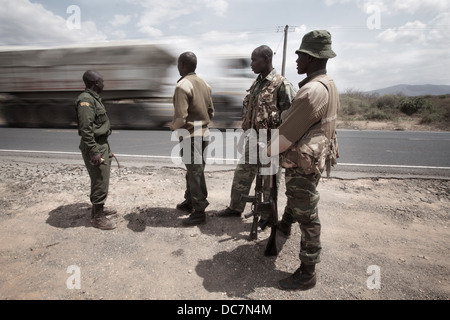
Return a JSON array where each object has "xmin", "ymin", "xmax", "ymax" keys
[{"xmin": 339, "ymin": 91, "xmax": 450, "ymax": 131}]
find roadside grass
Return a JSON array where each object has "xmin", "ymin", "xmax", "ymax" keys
[{"xmin": 339, "ymin": 90, "xmax": 450, "ymax": 131}]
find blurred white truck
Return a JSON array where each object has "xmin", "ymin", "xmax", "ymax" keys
[{"xmin": 0, "ymin": 43, "xmax": 251, "ymax": 129}]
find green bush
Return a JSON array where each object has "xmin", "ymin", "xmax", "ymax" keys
[
  {"xmin": 373, "ymin": 94, "xmax": 401, "ymax": 110},
  {"xmin": 337, "ymin": 92, "xmax": 449, "ymax": 130},
  {"xmin": 419, "ymin": 113, "xmax": 440, "ymax": 124},
  {"xmin": 444, "ymin": 106, "xmax": 450, "ymax": 121},
  {"xmin": 399, "ymin": 97, "xmax": 433, "ymax": 116},
  {"xmin": 340, "ymin": 96, "xmax": 359, "ymax": 115},
  {"xmin": 365, "ymin": 109, "xmax": 391, "ymax": 120}
]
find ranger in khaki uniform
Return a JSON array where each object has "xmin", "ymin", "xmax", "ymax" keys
[
  {"xmin": 267, "ymin": 30, "xmax": 340, "ymax": 290},
  {"xmin": 75, "ymin": 70, "xmax": 117, "ymax": 230}
]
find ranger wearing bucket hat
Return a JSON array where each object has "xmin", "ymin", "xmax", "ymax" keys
[
  {"xmin": 295, "ymin": 29, "xmax": 337, "ymax": 59},
  {"xmin": 266, "ymin": 30, "xmax": 340, "ymax": 290}
]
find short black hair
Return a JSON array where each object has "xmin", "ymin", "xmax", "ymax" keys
[
  {"xmin": 178, "ymin": 52, "xmax": 197, "ymax": 71},
  {"xmin": 82, "ymin": 70, "xmax": 103, "ymax": 87},
  {"xmin": 253, "ymin": 45, "xmax": 273, "ymax": 60}
]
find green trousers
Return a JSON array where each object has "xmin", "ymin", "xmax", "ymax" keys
[
  {"xmin": 229, "ymin": 143, "xmax": 281, "ymax": 213},
  {"xmin": 282, "ymin": 167, "xmax": 322, "ymax": 265},
  {"xmin": 80, "ymin": 140, "xmax": 112, "ymax": 205},
  {"xmin": 181, "ymin": 137, "xmax": 209, "ymax": 211}
]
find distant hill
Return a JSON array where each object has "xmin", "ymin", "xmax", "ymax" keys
[{"xmin": 366, "ymin": 84, "xmax": 450, "ymax": 96}]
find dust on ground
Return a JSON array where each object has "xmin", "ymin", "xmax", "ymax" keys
[{"xmin": 0, "ymin": 156, "xmax": 449, "ymax": 300}]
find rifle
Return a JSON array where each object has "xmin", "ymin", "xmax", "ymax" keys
[
  {"xmin": 264, "ymin": 172, "xmax": 278, "ymax": 256},
  {"xmin": 240, "ymin": 142, "xmax": 278, "ymax": 256}
]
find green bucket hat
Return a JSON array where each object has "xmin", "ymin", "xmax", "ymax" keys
[{"xmin": 295, "ymin": 30, "xmax": 336, "ymax": 59}]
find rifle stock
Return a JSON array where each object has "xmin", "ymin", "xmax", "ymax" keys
[
  {"xmin": 240, "ymin": 166, "xmax": 278, "ymax": 256},
  {"xmin": 249, "ymin": 214, "xmax": 258, "ymax": 241}
]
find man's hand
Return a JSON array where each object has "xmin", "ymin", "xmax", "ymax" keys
[{"xmin": 90, "ymin": 153, "xmax": 104, "ymax": 166}]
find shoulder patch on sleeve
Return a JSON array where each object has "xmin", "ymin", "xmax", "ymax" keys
[{"xmin": 79, "ymin": 101, "xmax": 90, "ymax": 107}]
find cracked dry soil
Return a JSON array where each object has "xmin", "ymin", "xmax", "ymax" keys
[{"xmin": 0, "ymin": 159, "xmax": 449, "ymax": 300}]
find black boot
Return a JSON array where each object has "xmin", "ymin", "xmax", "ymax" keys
[
  {"xmin": 91, "ymin": 204, "xmax": 117, "ymax": 230},
  {"xmin": 278, "ymin": 263, "xmax": 316, "ymax": 290},
  {"xmin": 91, "ymin": 205, "xmax": 117, "ymax": 218},
  {"xmin": 91, "ymin": 204, "xmax": 117, "ymax": 219},
  {"xmin": 216, "ymin": 207, "xmax": 241, "ymax": 217},
  {"xmin": 182, "ymin": 210, "xmax": 206, "ymax": 226},
  {"xmin": 103, "ymin": 206, "xmax": 117, "ymax": 216},
  {"xmin": 176, "ymin": 200, "xmax": 194, "ymax": 213}
]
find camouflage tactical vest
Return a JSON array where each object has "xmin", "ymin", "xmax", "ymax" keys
[
  {"xmin": 280, "ymin": 75, "xmax": 339, "ymax": 178},
  {"xmin": 241, "ymin": 74, "xmax": 284, "ymax": 130}
]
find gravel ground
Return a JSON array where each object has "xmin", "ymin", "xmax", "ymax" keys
[{"xmin": 0, "ymin": 157, "xmax": 449, "ymax": 301}]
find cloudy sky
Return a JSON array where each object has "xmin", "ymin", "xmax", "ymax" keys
[{"xmin": 0, "ymin": 0, "xmax": 449, "ymax": 91}]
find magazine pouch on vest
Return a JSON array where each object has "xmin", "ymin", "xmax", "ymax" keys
[
  {"xmin": 280, "ymin": 128, "xmax": 329, "ymax": 176},
  {"xmin": 298, "ymin": 133, "xmax": 329, "ymax": 175}
]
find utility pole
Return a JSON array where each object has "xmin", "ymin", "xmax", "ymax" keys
[
  {"xmin": 276, "ymin": 25, "xmax": 297, "ymax": 76},
  {"xmin": 282, "ymin": 25, "xmax": 288, "ymax": 76}
]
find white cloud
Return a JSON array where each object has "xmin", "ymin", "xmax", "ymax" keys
[
  {"xmin": 392, "ymin": 0, "xmax": 450, "ymax": 14},
  {"xmin": 0, "ymin": 0, "xmax": 106, "ymax": 46},
  {"xmin": 203, "ymin": 0, "xmax": 228, "ymax": 16},
  {"xmin": 139, "ymin": 25, "xmax": 163, "ymax": 37},
  {"xmin": 135, "ymin": 1, "xmax": 190, "ymax": 36},
  {"xmin": 110, "ymin": 29, "xmax": 127, "ymax": 39},
  {"xmin": 110, "ymin": 14, "xmax": 132, "ymax": 27},
  {"xmin": 361, "ymin": 0, "xmax": 389, "ymax": 14},
  {"xmin": 200, "ymin": 30, "xmax": 250, "ymax": 45},
  {"xmin": 294, "ymin": 25, "xmax": 307, "ymax": 35},
  {"xmin": 324, "ymin": 0, "xmax": 352, "ymax": 5},
  {"xmin": 329, "ymin": 0, "xmax": 450, "ymax": 15},
  {"xmin": 134, "ymin": 0, "xmax": 229, "ymax": 37},
  {"xmin": 0, "ymin": 0, "xmax": 447, "ymax": 91},
  {"xmin": 326, "ymin": 0, "xmax": 390, "ymax": 13},
  {"xmin": 376, "ymin": 9, "xmax": 450, "ymax": 47},
  {"xmin": 428, "ymin": 12, "xmax": 450, "ymax": 45},
  {"xmin": 377, "ymin": 20, "xmax": 427, "ymax": 44}
]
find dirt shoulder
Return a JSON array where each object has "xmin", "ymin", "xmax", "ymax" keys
[
  {"xmin": 0, "ymin": 155, "xmax": 449, "ymax": 300},
  {"xmin": 336, "ymin": 119, "xmax": 447, "ymax": 132}
]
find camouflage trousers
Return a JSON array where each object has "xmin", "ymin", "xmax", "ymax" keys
[
  {"xmin": 181, "ymin": 137, "xmax": 210, "ymax": 211},
  {"xmin": 80, "ymin": 140, "xmax": 112, "ymax": 205},
  {"xmin": 229, "ymin": 143, "xmax": 281, "ymax": 213},
  {"xmin": 282, "ymin": 166, "xmax": 322, "ymax": 265}
]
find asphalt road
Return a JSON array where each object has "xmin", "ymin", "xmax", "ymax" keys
[{"xmin": 0, "ymin": 127, "xmax": 449, "ymax": 179}]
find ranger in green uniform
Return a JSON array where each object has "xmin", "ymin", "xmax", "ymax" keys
[{"xmin": 75, "ymin": 70, "xmax": 117, "ymax": 230}]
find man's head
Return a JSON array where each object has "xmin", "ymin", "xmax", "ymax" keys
[
  {"xmin": 295, "ymin": 30, "xmax": 336, "ymax": 75},
  {"xmin": 177, "ymin": 51, "xmax": 197, "ymax": 77},
  {"xmin": 250, "ymin": 45, "xmax": 273, "ymax": 76},
  {"xmin": 82, "ymin": 70, "xmax": 104, "ymax": 93}
]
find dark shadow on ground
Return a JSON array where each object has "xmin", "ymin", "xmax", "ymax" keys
[
  {"xmin": 123, "ymin": 206, "xmax": 251, "ymax": 241},
  {"xmin": 46, "ymin": 202, "xmax": 92, "ymax": 228},
  {"xmin": 195, "ymin": 241, "xmax": 290, "ymax": 298}
]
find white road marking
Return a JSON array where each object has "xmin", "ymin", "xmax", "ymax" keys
[{"xmin": 1, "ymin": 149, "xmax": 449, "ymax": 170}]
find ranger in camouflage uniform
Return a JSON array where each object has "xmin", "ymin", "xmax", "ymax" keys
[
  {"xmin": 75, "ymin": 70, "xmax": 117, "ymax": 230},
  {"xmin": 267, "ymin": 30, "xmax": 340, "ymax": 290},
  {"xmin": 217, "ymin": 45, "xmax": 296, "ymax": 218}
]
